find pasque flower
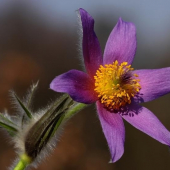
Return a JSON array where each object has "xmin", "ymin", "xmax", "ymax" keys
[{"xmin": 50, "ymin": 8, "xmax": 170, "ymax": 162}]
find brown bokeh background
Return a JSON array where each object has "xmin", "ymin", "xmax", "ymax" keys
[{"xmin": 0, "ymin": 1, "xmax": 170, "ymax": 170}]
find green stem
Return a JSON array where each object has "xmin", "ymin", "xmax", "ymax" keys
[
  {"xmin": 64, "ymin": 102, "xmax": 87, "ymax": 120},
  {"xmin": 14, "ymin": 154, "xmax": 32, "ymax": 170},
  {"xmin": 51, "ymin": 102, "xmax": 87, "ymax": 137}
]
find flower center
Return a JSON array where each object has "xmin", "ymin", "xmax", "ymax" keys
[{"xmin": 94, "ymin": 60, "xmax": 141, "ymax": 111}]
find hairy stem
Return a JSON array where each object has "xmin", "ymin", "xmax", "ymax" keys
[
  {"xmin": 14, "ymin": 154, "xmax": 32, "ymax": 170},
  {"xmin": 64, "ymin": 102, "xmax": 87, "ymax": 120}
]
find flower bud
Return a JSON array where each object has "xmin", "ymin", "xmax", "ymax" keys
[{"xmin": 24, "ymin": 94, "xmax": 73, "ymax": 160}]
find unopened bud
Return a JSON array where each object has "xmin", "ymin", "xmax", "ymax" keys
[{"xmin": 24, "ymin": 94, "xmax": 73, "ymax": 160}]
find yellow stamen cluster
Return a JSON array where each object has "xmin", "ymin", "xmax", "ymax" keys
[{"xmin": 94, "ymin": 60, "xmax": 141, "ymax": 111}]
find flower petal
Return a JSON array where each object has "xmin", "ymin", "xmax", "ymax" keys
[
  {"xmin": 103, "ymin": 18, "xmax": 136, "ymax": 65},
  {"xmin": 122, "ymin": 103, "xmax": 170, "ymax": 146},
  {"xmin": 134, "ymin": 67, "xmax": 170, "ymax": 103},
  {"xmin": 96, "ymin": 101, "xmax": 125, "ymax": 162},
  {"xmin": 50, "ymin": 69, "xmax": 97, "ymax": 104},
  {"xmin": 79, "ymin": 8, "xmax": 103, "ymax": 77}
]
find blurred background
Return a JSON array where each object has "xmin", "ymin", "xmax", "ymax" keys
[{"xmin": 0, "ymin": 0, "xmax": 170, "ymax": 170}]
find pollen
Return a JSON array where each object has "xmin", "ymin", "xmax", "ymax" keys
[{"xmin": 94, "ymin": 60, "xmax": 141, "ymax": 111}]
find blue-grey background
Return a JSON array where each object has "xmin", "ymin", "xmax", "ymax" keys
[{"xmin": 0, "ymin": 1, "xmax": 170, "ymax": 169}]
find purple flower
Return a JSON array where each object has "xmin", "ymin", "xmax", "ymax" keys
[{"xmin": 50, "ymin": 8, "xmax": 170, "ymax": 162}]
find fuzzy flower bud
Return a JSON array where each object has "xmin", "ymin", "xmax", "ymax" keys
[
  {"xmin": 0, "ymin": 83, "xmax": 86, "ymax": 170},
  {"xmin": 24, "ymin": 94, "xmax": 73, "ymax": 160}
]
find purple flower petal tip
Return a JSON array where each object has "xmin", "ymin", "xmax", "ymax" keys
[
  {"xmin": 79, "ymin": 8, "xmax": 87, "ymax": 14},
  {"xmin": 103, "ymin": 17, "xmax": 136, "ymax": 65},
  {"xmin": 122, "ymin": 103, "xmax": 170, "ymax": 146},
  {"xmin": 78, "ymin": 8, "xmax": 102, "ymax": 77},
  {"xmin": 96, "ymin": 102, "xmax": 125, "ymax": 162}
]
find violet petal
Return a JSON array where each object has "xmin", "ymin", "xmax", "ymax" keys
[
  {"xmin": 96, "ymin": 101, "xmax": 125, "ymax": 162},
  {"xmin": 103, "ymin": 18, "xmax": 136, "ymax": 65},
  {"xmin": 50, "ymin": 69, "xmax": 97, "ymax": 104},
  {"xmin": 134, "ymin": 67, "xmax": 170, "ymax": 103},
  {"xmin": 122, "ymin": 103, "xmax": 170, "ymax": 146},
  {"xmin": 79, "ymin": 8, "xmax": 103, "ymax": 77}
]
